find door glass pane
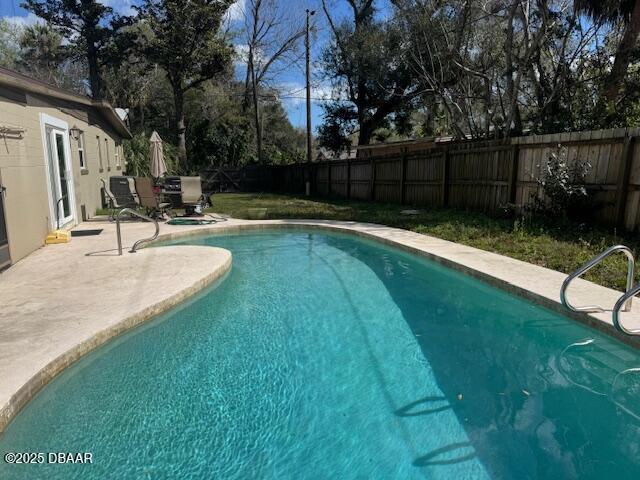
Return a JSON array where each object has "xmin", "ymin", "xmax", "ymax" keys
[
  {"xmin": 45, "ymin": 128, "xmax": 59, "ymax": 213},
  {"xmin": 54, "ymin": 133, "xmax": 71, "ymax": 218}
]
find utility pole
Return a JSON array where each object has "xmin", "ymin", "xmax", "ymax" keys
[{"xmin": 305, "ymin": 9, "xmax": 315, "ymax": 196}]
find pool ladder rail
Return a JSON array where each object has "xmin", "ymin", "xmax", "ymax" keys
[
  {"xmin": 561, "ymin": 245, "xmax": 640, "ymax": 336},
  {"xmin": 115, "ymin": 208, "xmax": 160, "ymax": 255}
]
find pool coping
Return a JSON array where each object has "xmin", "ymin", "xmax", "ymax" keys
[
  {"xmin": 0, "ymin": 245, "xmax": 232, "ymax": 434},
  {"xmin": 1, "ymin": 218, "xmax": 638, "ymax": 434}
]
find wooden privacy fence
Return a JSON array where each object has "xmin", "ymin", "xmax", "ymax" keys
[
  {"xmin": 265, "ymin": 127, "xmax": 640, "ymax": 232},
  {"xmin": 202, "ymin": 164, "xmax": 274, "ymax": 193}
]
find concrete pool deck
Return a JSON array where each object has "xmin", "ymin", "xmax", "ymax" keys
[
  {"xmin": 0, "ymin": 221, "xmax": 232, "ymax": 432},
  {"xmin": 1, "ymin": 216, "xmax": 639, "ymax": 432}
]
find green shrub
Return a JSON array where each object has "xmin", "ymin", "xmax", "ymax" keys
[{"xmin": 530, "ymin": 144, "xmax": 592, "ymax": 219}]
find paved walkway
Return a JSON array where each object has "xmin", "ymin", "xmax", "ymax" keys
[{"xmin": 1, "ymin": 216, "xmax": 638, "ymax": 432}]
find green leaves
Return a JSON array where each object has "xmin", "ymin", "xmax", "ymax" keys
[
  {"xmin": 22, "ymin": 0, "xmax": 129, "ymax": 98},
  {"xmin": 135, "ymin": 0, "xmax": 233, "ymax": 91}
]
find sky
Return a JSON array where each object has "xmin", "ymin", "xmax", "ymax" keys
[{"xmin": 0, "ymin": 0, "xmax": 350, "ymax": 132}]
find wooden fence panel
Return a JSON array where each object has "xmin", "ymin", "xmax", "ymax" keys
[
  {"xmin": 448, "ymin": 146, "xmax": 511, "ymax": 211},
  {"xmin": 211, "ymin": 128, "xmax": 640, "ymax": 232},
  {"xmin": 316, "ymin": 164, "xmax": 329, "ymax": 196},
  {"xmin": 622, "ymin": 140, "xmax": 640, "ymax": 229},
  {"xmin": 330, "ymin": 162, "xmax": 349, "ymax": 197},
  {"xmin": 404, "ymin": 151, "xmax": 443, "ymax": 206},
  {"xmin": 373, "ymin": 158, "xmax": 402, "ymax": 203},
  {"xmin": 350, "ymin": 161, "xmax": 372, "ymax": 200},
  {"xmin": 514, "ymin": 137, "xmax": 626, "ymax": 223}
]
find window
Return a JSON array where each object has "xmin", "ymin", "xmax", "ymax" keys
[
  {"xmin": 96, "ymin": 136, "xmax": 103, "ymax": 170},
  {"xmin": 104, "ymin": 138, "xmax": 110, "ymax": 170},
  {"xmin": 115, "ymin": 142, "xmax": 121, "ymax": 168},
  {"xmin": 77, "ymin": 132, "xmax": 86, "ymax": 169}
]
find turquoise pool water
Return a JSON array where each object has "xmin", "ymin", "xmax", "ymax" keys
[{"xmin": 1, "ymin": 230, "xmax": 640, "ymax": 479}]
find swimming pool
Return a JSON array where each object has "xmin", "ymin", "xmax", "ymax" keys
[{"xmin": 1, "ymin": 230, "xmax": 639, "ymax": 479}]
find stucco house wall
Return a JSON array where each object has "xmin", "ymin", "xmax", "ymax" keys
[{"xmin": 0, "ymin": 67, "xmax": 131, "ymax": 265}]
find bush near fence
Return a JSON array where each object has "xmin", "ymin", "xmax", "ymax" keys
[{"xmin": 206, "ymin": 128, "xmax": 640, "ymax": 232}]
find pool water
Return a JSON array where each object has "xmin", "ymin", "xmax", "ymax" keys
[{"xmin": 1, "ymin": 230, "xmax": 640, "ymax": 479}]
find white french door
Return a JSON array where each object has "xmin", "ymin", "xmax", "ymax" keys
[{"xmin": 43, "ymin": 122, "xmax": 75, "ymax": 229}]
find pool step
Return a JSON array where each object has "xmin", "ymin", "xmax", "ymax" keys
[{"xmin": 560, "ymin": 338, "xmax": 640, "ymax": 418}]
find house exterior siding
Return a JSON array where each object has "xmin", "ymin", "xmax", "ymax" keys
[{"xmin": 0, "ymin": 83, "xmax": 129, "ymax": 264}]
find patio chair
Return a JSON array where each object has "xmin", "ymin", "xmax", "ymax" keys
[
  {"xmin": 102, "ymin": 176, "xmax": 139, "ymax": 220},
  {"xmin": 180, "ymin": 176, "xmax": 207, "ymax": 215},
  {"xmin": 134, "ymin": 176, "xmax": 172, "ymax": 219}
]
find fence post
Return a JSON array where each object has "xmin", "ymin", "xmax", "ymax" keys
[
  {"xmin": 441, "ymin": 147, "xmax": 450, "ymax": 207},
  {"xmin": 400, "ymin": 152, "xmax": 407, "ymax": 205},
  {"xmin": 370, "ymin": 156, "xmax": 376, "ymax": 201},
  {"xmin": 327, "ymin": 161, "xmax": 332, "ymax": 197},
  {"xmin": 508, "ymin": 144, "xmax": 520, "ymax": 204},
  {"xmin": 346, "ymin": 159, "xmax": 351, "ymax": 199},
  {"xmin": 615, "ymin": 135, "xmax": 635, "ymax": 229}
]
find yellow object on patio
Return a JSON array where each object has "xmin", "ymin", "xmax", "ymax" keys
[{"xmin": 45, "ymin": 230, "xmax": 71, "ymax": 244}]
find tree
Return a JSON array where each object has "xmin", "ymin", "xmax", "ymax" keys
[
  {"xmin": 22, "ymin": 0, "xmax": 127, "ymax": 99},
  {"xmin": 320, "ymin": 0, "xmax": 420, "ymax": 149},
  {"xmin": 575, "ymin": 0, "xmax": 640, "ymax": 105},
  {"xmin": 186, "ymin": 81, "xmax": 252, "ymax": 169},
  {"xmin": 136, "ymin": 0, "xmax": 234, "ymax": 168},
  {"xmin": 243, "ymin": 0, "xmax": 304, "ymax": 163},
  {"xmin": 0, "ymin": 19, "xmax": 21, "ymax": 69},
  {"xmin": 259, "ymin": 95, "xmax": 306, "ymax": 164},
  {"xmin": 102, "ymin": 22, "xmax": 163, "ymax": 133},
  {"xmin": 391, "ymin": 0, "xmax": 605, "ymax": 138},
  {"xmin": 18, "ymin": 24, "xmax": 64, "ymax": 85},
  {"xmin": 19, "ymin": 23, "xmax": 87, "ymax": 93},
  {"xmin": 105, "ymin": 64, "xmax": 169, "ymax": 134},
  {"xmin": 16, "ymin": 23, "xmax": 85, "ymax": 91},
  {"xmin": 186, "ymin": 80, "xmax": 305, "ymax": 168}
]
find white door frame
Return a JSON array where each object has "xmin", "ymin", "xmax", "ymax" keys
[
  {"xmin": 0, "ymin": 168, "xmax": 10, "ymax": 270},
  {"xmin": 40, "ymin": 113, "xmax": 77, "ymax": 230}
]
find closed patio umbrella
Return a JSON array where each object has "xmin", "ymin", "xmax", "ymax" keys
[{"xmin": 149, "ymin": 131, "xmax": 167, "ymax": 179}]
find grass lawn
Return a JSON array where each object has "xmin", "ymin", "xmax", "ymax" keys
[{"xmin": 209, "ymin": 192, "xmax": 640, "ymax": 291}]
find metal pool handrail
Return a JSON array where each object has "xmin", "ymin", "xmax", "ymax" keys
[
  {"xmin": 560, "ymin": 245, "xmax": 635, "ymax": 313},
  {"xmin": 613, "ymin": 285, "xmax": 640, "ymax": 335},
  {"xmin": 115, "ymin": 208, "xmax": 159, "ymax": 255},
  {"xmin": 55, "ymin": 195, "xmax": 67, "ymax": 230}
]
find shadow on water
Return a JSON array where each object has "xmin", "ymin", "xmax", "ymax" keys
[
  {"xmin": 412, "ymin": 442, "xmax": 477, "ymax": 467},
  {"xmin": 395, "ymin": 396, "xmax": 451, "ymax": 417},
  {"xmin": 301, "ymin": 237, "xmax": 433, "ymax": 477},
  {"xmin": 321, "ymin": 234, "xmax": 640, "ymax": 480}
]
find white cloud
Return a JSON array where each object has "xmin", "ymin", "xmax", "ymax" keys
[
  {"xmin": 234, "ymin": 43, "xmax": 250, "ymax": 61},
  {"xmin": 225, "ymin": 0, "xmax": 246, "ymax": 22},
  {"xmin": 279, "ymin": 81, "xmax": 337, "ymax": 106}
]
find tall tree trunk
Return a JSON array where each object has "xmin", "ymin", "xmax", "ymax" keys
[
  {"xmin": 242, "ymin": 58, "xmax": 252, "ymax": 113},
  {"xmin": 250, "ymin": 60, "xmax": 262, "ymax": 163},
  {"xmin": 86, "ymin": 39, "xmax": 102, "ymax": 100},
  {"xmin": 358, "ymin": 122, "xmax": 373, "ymax": 145},
  {"xmin": 503, "ymin": 3, "xmax": 518, "ymax": 137},
  {"xmin": 173, "ymin": 87, "xmax": 187, "ymax": 169},
  {"xmin": 604, "ymin": 1, "xmax": 640, "ymax": 104}
]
